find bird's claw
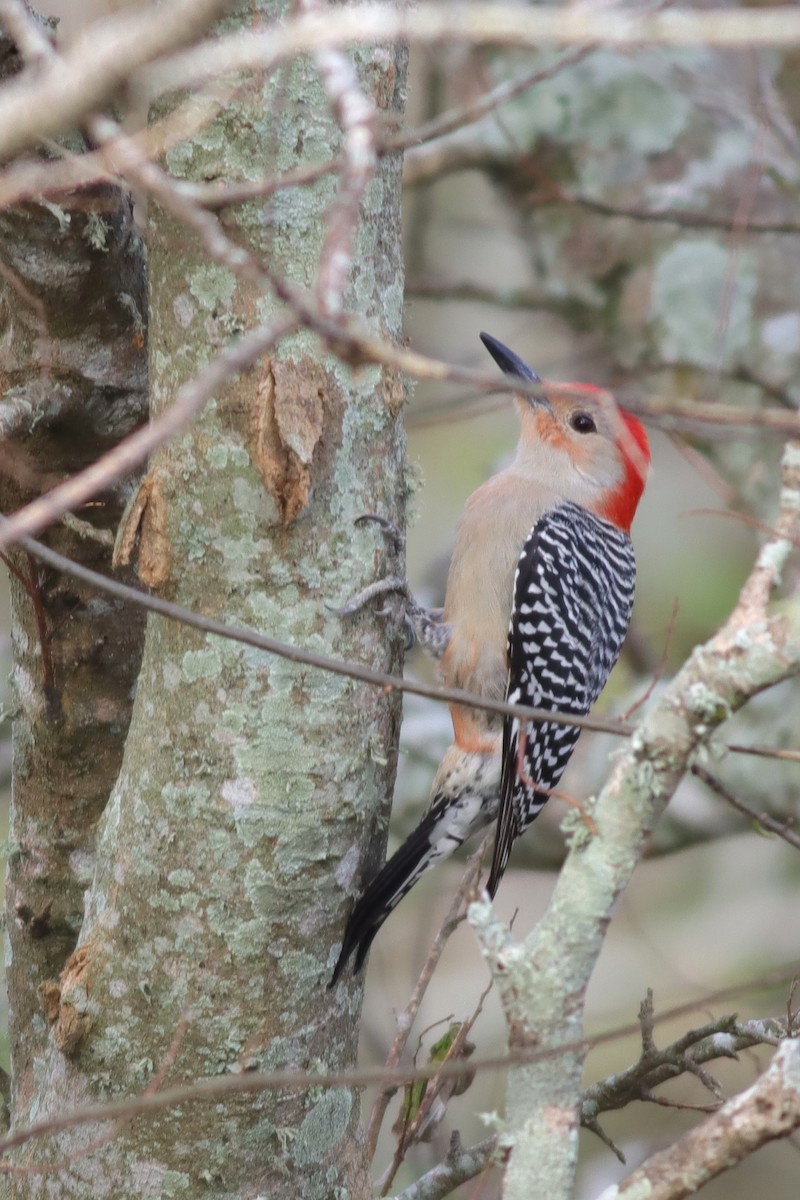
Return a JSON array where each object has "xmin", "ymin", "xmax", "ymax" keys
[
  {"xmin": 327, "ymin": 513, "xmax": 407, "ymax": 618},
  {"xmin": 327, "ymin": 575, "xmax": 407, "ymax": 619},
  {"xmin": 329, "ymin": 514, "xmax": 421, "ymax": 643},
  {"xmin": 402, "ymin": 614, "xmax": 417, "ymax": 651},
  {"xmin": 354, "ymin": 512, "xmax": 405, "ymax": 556}
]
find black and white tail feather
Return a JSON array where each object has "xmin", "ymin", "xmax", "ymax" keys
[
  {"xmin": 330, "ymin": 501, "xmax": 635, "ymax": 984},
  {"xmin": 329, "ymin": 767, "xmax": 499, "ymax": 987}
]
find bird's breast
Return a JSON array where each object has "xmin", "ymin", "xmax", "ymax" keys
[{"xmin": 441, "ymin": 476, "xmax": 555, "ymax": 703}]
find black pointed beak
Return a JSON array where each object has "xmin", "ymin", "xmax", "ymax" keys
[{"xmin": 479, "ymin": 332, "xmax": 541, "ymax": 384}]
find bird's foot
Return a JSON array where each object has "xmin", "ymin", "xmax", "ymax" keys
[
  {"xmin": 329, "ymin": 513, "xmax": 451, "ymax": 657},
  {"xmin": 327, "ymin": 512, "xmax": 408, "ymax": 622},
  {"xmin": 405, "ymin": 600, "xmax": 449, "ymax": 659},
  {"xmin": 327, "ymin": 574, "xmax": 408, "ymax": 619},
  {"xmin": 353, "ymin": 512, "xmax": 405, "ymax": 556}
]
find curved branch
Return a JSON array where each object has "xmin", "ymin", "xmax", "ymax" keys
[
  {"xmin": 389, "ymin": 1133, "xmax": 497, "ymax": 1200},
  {"xmin": 596, "ymin": 1038, "xmax": 800, "ymax": 1200}
]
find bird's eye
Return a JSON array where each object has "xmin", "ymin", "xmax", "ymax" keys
[{"xmin": 569, "ymin": 411, "xmax": 596, "ymax": 434}]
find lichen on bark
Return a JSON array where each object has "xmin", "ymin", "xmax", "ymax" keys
[{"xmin": 3, "ymin": 5, "xmax": 407, "ymax": 1197}]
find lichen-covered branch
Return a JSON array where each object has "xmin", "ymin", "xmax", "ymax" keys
[
  {"xmin": 386, "ymin": 1011, "xmax": 791, "ymax": 1199},
  {"xmin": 582, "ymin": 997, "xmax": 788, "ymax": 1159},
  {"xmin": 390, "ymin": 1133, "xmax": 498, "ymax": 1200},
  {"xmin": 596, "ymin": 1038, "xmax": 800, "ymax": 1200}
]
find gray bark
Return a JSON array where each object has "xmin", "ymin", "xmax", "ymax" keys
[
  {"xmin": 3, "ymin": 4, "xmax": 407, "ymax": 1197},
  {"xmin": 0, "ymin": 21, "xmax": 148, "ymax": 1123}
]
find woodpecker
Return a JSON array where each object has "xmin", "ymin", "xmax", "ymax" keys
[{"xmin": 330, "ymin": 333, "xmax": 649, "ymax": 984}]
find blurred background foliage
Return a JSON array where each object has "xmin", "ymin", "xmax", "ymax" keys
[
  {"xmin": 1, "ymin": 2, "xmax": 800, "ymax": 1197},
  {"xmin": 360, "ymin": 22, "xmax": 800, "ymax": 1199}
]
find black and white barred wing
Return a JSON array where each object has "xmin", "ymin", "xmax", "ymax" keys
[{"xmin": 487, "ymin": 502, "xmax": 636, "ymax": 897}]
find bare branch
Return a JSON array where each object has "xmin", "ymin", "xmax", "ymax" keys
[
  {"xmin": 596, "ymin": 1039, "xmax": 800, "ymax": 1200},
  {"xmin": 402, "ymin": 45, "xmax": 596, "ymax": 155},
  {"xmin": 0, "ymin": 80, "xmax": 239, "ymax": 207},
  {"xmin": 157, "ymin": 7, "xmax": 800, "ymax": 104},
  {"xmin": 0, "ymin": 0, "xmax": 51, "ymax": 64},
  {"xmin": 12, "ymin": 528, "xmax": 633, "ymax": 738},
  {"xmin": 298, "ymin": 0, "xmax": 377, "ymax": 316},
  {"xmin": 404, "ymin": 183, "xmax": 800, "ymax": 235},
  {"xmin": 2, "ymin": 307, "xmax": 799, "ymax": 554},
  {"xmin": 582, "ymin": 1008, "xmax": 787, "ymax": 1125},
  {"xmin": 0, "ymin": 0, "xmax": 232, "ymax": 161},
  {"xmin": 366, "ymin": 838, "xmax": 489, "ymax": 1161},
  {"xmin": 692, "ymin": 765, "xmax": 800, "ymax": 852},
  {"xmin": 389, "ymin": 1132, "xmax": 497, "ymax": 1200},
  {"xmin": 0, "ymin": 312, "xmax": 296, "ymax": 551},
  {"xmin": 3, "ymin": 4, "xmax": 799, "ymax": 168},
  {"xmin": 3, "ymin": 527, "xmax": 795, "ymax": 766}
]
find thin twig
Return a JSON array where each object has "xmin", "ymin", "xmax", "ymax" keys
[
  {"xmin": 404, "ymin": 47, "xmax": 595, "ymax": 152},
  {"xmin": 0, "ymin": 311, "xmax": 297, "ymax": 552},
  {"xmin": 157, "ymin": 6, "xmax": 800, "ymax": 106},
  {"xmin": 691, "ymin": 764, "xmax": 800, "ymax": 852},
  {"xmin": 726, "ymin": 743, "xmax": 800, "ymax": 763},
  {"xmin": 3, "ymin": 328, "xmax": 799, "ymax": 552},
  {"xmin": 299, "ymin": 0, "xmax": 377, "ymax": 316},
  {"xmin": 1, "ymin": 530, "xmax": 794, "ymax": 765},
  {"xmin": 0, "ymin": 0, "xmax": 233, "ymax": 162},
  {"xmin": 365, "ymin": 837, "xmax": 490, "ymax": 1161},
  {"xmin": 389, "ymin": 1133, "xmax": 498, "ymax": 1200},
  {"xmin": 0, "ymin": 0, "xmax": 51, "ymax": 62},
  {"xmin": 86, "ymin": 111, "xmax": 264, "ymax": 285},
  {"xmin": 623, "ymin": 598, "xmax": 680, "ymax": 720},
  {"xmin": 407, "ymin": 372, "xmax": 800, "ymax": 438},
  {"xmin": 10, "ymin": 527, "xmax": 635, "ymax": 737},
  {"xmin": 380, "ymin": 979, "xmax": 491, "ymax": 1194},
  {"xmin": 178, "ymin": 50, "xmax": 597, "ymax": 214},
  {"xmin": 0, "ymin": 78, "xmax": 240, "ymax": 208},
  {"xmin": 2, "ymin": 3, "xmax": 800, "ymax": 169},
  {"xmin": 528, "ymin": 190, "xmax": 800, "ymax": 238},
  {"xmin": 0, "ymin": 965, "xmax": 798, "ymax": 1163}
]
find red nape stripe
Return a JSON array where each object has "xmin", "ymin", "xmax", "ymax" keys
[{"xmin": 600, "ymin": 411, "xmax": 650, "ymax": 532}]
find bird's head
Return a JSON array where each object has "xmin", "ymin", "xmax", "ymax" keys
[{"xmin": 480, "ymin": 332, "xmax": 650, "ymax": 532}]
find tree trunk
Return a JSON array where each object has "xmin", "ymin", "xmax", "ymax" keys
[
  {"xmin": 4, "ymin": 5, "xmax": 407, "ymax": 1196},
  {"xmin": 0, "ymin": 23, "xmax": 149, "ymax": 1123}
]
